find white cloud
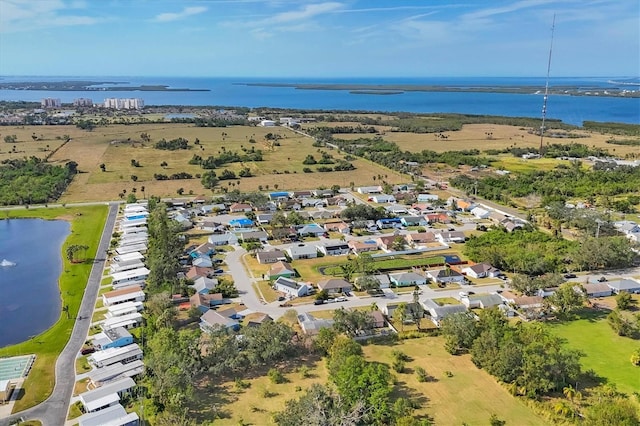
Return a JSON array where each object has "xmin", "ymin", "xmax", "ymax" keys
[
  {"xmin": 267, "ymin": 2, "xmax": 344, "ymax": 24},
  {"xmin": 0, "ymin": 0, "xmax": 98, "ymax": 33},
  {"xmin": 154, "ymin": 6, "xmax": 208, "ymax": 23}
]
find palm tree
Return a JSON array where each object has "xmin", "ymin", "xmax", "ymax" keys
[
  {"xmin": 553, "ymin": 401, "xmax": 574, "ymax": 418},
  {"xmin": 563, "ymin": 385, "xmax": 576, "ymax": 402}
]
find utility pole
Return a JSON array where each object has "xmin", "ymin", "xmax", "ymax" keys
[{"xmin": 539, "ymin": 14, "xmax": 556, "ymax": 156}]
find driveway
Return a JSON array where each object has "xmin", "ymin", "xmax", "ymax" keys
[{"xmin": 1, "ymin": 203, "xmax": 118, "ymax": 426}]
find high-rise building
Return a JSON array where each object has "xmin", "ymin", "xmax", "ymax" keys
[
  {"xmin": 103, "ymin": 98, "xmax": 144, "ymax": 110},
  {"xmin": 73, "ymin": 98, "xmax": 94, "ymax": 107},
  {"xmin": 41, "ymin": 98, "xmax": 61, "ymax": 108}
]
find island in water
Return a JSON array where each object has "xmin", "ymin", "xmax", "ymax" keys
[{"xmin": 0, "ymin": 80, "xmax": 210, "ymax": 92}]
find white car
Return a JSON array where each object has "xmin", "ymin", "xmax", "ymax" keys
[
  {"xmin": 336, "ymin": 296, "xmax": 347, "ymax": 302},
  {"xmin": 459, "ymin": 292, "xmax": 469, "ymax": 298}
]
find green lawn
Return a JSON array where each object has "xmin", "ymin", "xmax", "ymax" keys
[
  {"xmin": 0, "ymin": 205, "xmax": 108, "ymax": 412},
  {"xmin": 545, "ymin": 309, "xmax": 640, "ymax": 395}
]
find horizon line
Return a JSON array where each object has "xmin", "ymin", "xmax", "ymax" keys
[{"xmin": 1, "ymin": 74, "xmax": 638, "ymax": 79}]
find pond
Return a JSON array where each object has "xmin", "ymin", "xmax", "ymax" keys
[{"xmin": 0, "ymin": 218, "xmax": 70, "ymax": 347}]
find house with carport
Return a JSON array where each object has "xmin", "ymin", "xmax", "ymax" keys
[
  {"xmin": 318, "ymin": 243, "xmax": 350, "ymax": 256},
  {"xmin": 607, "ymin": 278, "xmax": 640, "ymax": 294},
  {"xmin": 256, "ymin": 250, "xmax": 287, "ymax": 264},
  {"xmin": 461, "ymin": 293, "xmax": 504, "ymax": 309},
  {"xmin": 426, "ymin": 268, "xmax": 465, "ymax": 285},
  {"xmin": 575, "ymin": 283, "xmax": 612, "ymax": 298},
  {"xmin": 461, "ymin": 263, "xmax": 501, "ymax": 279},
  {"xmin": 436, "ymin": 231, "xmax": 466, "ymax": 244},
  {"xmin": 317, "ymin": 278, "xmax": 352, "ymax": 294}
]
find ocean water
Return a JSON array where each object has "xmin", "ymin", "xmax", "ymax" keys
[
  {"xmin": 0, "ymin": 76, "xmax": 638, "ymax": 126},
  {"xmin": 0, "ymin": 218, "xmax": 69, "ymax": 347}
]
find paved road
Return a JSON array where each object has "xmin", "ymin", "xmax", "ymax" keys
[{"xmin": 1, "ymin": 203, "xmax": 118, "ymax": 426}]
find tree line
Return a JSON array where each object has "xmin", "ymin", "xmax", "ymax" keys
[{"xmin": 0, "ymin": 157, "xmax": 78, "ymax": 205}]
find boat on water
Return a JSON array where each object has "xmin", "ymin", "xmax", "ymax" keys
[{"xmin": 1, "ymin": 259, "xmax": 16, "ymax": 267}]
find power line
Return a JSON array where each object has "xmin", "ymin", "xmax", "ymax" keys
[{"xmin": 540, "ymin": 14, "xmax": 556, "ymax": 155}]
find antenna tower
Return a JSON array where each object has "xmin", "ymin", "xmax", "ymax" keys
[{"xmin": 539, "ymin": 14, "xmax": 556, "ymax": 155}]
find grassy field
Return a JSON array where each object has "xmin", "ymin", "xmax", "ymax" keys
[
  {"xmin": 200, "ymin": 336, "xmax": 547, "ymax": 425},
  {"xmin": 1, "ymin": 123, "xmax": 407, "ymax": 203},
  {"xmin": 545, "ymin": 308, "xmax": 640, "ymax": 395},
  {"xmin": 331, "ymin": 123, "xmax": 639, "ymax": 156},
  {"xmin": 0, "ymin": 205, "xmax": 108, "ymax": 413}
]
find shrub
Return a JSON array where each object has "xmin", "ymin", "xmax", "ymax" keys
[
  {"xmin": 444, "ymin": 370, "xmax": 453, "ymax": 378},
  {"xmin": 234, "ymin": 378, "xmax": 250, "ymax": 392},
  {"xmin": 392, "ymin": 350, "xmax": 410, "ymax": 362},
  {"xmin": 268, "ymin": 368, "xmax": 286, "ymax": 384},
  {"xmin": 392, "ymin": 358, "xmax": 405, "ymax": 373},
  {"xmin": 415, "ymin": 366, "xmax": 429, "ymax": 382}
]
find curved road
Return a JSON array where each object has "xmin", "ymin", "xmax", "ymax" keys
[{"xmin": 1, "ymin": 203, "xmax": 118, "ymax": 426}]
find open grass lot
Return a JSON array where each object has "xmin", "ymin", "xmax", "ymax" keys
[
  {"xmin": 331, "ymin": 123, "xmax": 639, "ymax": 157},
  {"xmin": 362, "ymin": 337, "xmax": 548, "ymax": 425},
  {"xmin": 188, "ymin": 355, "xmax": 329, "ymax": 425},
  {"xmin": 0, "ymin": 205, "xmax": 108, "ymax": 412},
  {"xmin": 545, "ymin": 308, "xmax": 640, "ymax": 395},
  {"xmin": 198, "ymin": 336, "xmax": 546, "ymax": 425},
  {"xmin": 0, "ymin": 123, "xmax": 405, "ymax": 202}
]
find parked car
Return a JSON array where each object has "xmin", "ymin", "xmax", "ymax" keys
[
  {"xmin": 459, "ymin": 292, "xmax": 469, "ymax": 298},
  {"xmin": 314, "ymin": 299, "xmax": 325, "ymax": 305},
  {"xmin": 336, "ymin": 296, "xmax": 347, "ymax": 302},
  {"xmin": 81, "ymin": 347, "xmax": 95, "ymax": 355},
  {"xmin": 597, "ymin": 276, "xmax": 608, "ymax": 282},
  {"xmin": 564, "ymin": 273, "xmax": 577, "ymax": 279},
  {"xmin": 278, "ymin": 296, "xmax": 286, "ymax": 302}
]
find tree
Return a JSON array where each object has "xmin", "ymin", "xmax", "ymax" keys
[
  {"xmin": 440, "ymin": 311, "xmax": 479, "ymax": 354},
  {"xmin": 391, "ymin": 236, "xmax": 407, "ymax": 252},
  {"xmin": 393, "ymin": 303, "xmax": 407, "ymax": 332},
  {"xmin": 333, "ymin": 308, "xmax": 374, "ymax": 337},
  {"xmin": 584, "ymin": 398, "xmax": 640, "ymax": 426},
  {"xmin": 3, "ymin": 135, "xmax": 17, "ymax": 144},
  {"xmin": 607, "ymin": 309, "xmax": 636, "ymax": 337},
  {"xmin": 489, "ymin": 414, "xmax": 506, "ymax": 426},
  {"xmin": 631, "ymin": 348, "xmax": 640, "ymax": 366},
  {"xmin": 130, "ymin": 175, "xmax": 138, "ymax": 182},
  {"xmin": 616, "ymin": 292, "xmax": 633, "ymax": 310},
  {"xmin": 201, "ymin": 171, "xmax": 218, "ymax": 189},
  {"xmin": 544, "ymin": 283, "xmax": 585, "ymax": 317},
  {"xmin": 126, "ymin": 193, "xmax": 137, "ymax": 204},
  {"xmin": 409, "ymin": 286, "xmax": 424, "ymax": 331},
  {"xmin": 99, "ymin": 163, "xmax": 106, "ymax": 172}
]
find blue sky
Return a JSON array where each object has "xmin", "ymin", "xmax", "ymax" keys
[{"xmin": 0, "ymin": 0, "xmax": 638, "ymax": 77}]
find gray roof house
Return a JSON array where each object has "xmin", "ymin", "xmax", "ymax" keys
[
  {"xmin": 317, "ymin": 278, "xmax": 352, "ymax": 294},
  {"xmin": 78, "ymin": 403, "xmax": 139, "ymax": 426},
  {"xmin": 575, "ymin": 283, "xmax": 612, "ymax": 298},
  {"xmin": 427, "ymin": 268, "xmax": 466, "ymax": 284},
  {"xmin": 286, "ymin": 244, "xmax": 318, "ymax": 260},
  {"xmin": 297, "ymin": 312, "xmax": 334, "ymax": 335},
  {"xmin": 421, "ymin": 299, "xmax": 468, "ymax": 326},
  {"xmin": 389, "ymin": 272, "xmax": 427, "ymax": 287},
  {"xmin": 274, "ymin": 277, "xmax": 309, "ymax": 298},
  {"xmin": 78, "ymin": 377, "xmax": 136, "ymax": 413},
  {"xmin": 461, "ymin": 293, "xmax": 504, "ymax": 309},
  {"xmin": 192, "ymin": 276, "xmax": 218, "ymax": 294},
  {"xmin": 256, "ymin": 250, "xmax": 287, "ymax": 264},
  {"xmin": 200, "ymin": 310, "xmax": 239, "ymax": 331},
  {"xmin": 607, "ymin": 279, "xmax": 640, "ymax": 294}
]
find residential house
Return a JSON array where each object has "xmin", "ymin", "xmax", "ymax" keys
[
  {"xmin": 229, "ymin": 203, "xmax": 253, "ymax": 213},
  {"xmin": 503, "ymin": 220, "xmax": 525, "ymax": 233},
  {"xmin": 470, "ymin": 206, "xmax": 490, "ymax": 219},
  {"xmin": 192, "ymin": 256, "xmax": 213, "ymax": 269},
  {"xmin": 575, "ymin": 283, "xmax": 612, "ymax": 298},
  {"xmin": 313, "ymin": 189, "xmax": 334, "ymax": 198},
  {"xmin": 401, "ymin": 215, "xmax": 428, "ymax": 227},
  {"xmin": 355, "ymin": 274, "xmax": 390, "ymax": 290},
  {"xmin": 489, "ymin": 211, "xmax": 509, "ymax": 225},
  {"xmin": 376, "ymin": 218, "xmax": 403, "ymax": 229},
  {"xmin": 324, "ymin": 221, "xmax": 351, "ymax": 234},
  {"xmin": 279, "ymin": 200, "xmax": 302, "ymax": 211},
  {"xmin": 421, "ymin": 299, "xmax": 468, "ymax": 326},
  {"xmin": 372, "ymin": 194, "xmax": 396, "ymax": 204},
  {"xmin": 386, "ymin": 204, "xmax": 409, "ymax": 215},
  {"xmin": 297, "ymin": 313, "xmax": 334, "ymax": 335},
  {"xmin": 425, "ymin": 213, "xmax": 451, "ymax": 224},
  {"xmin": 326, "ymin": 196, "xmax": 348, "ymax": 207},
  {"xmin": 200, "ymin": 310, "xmax": 239, "ymax": 331},
  {"xmin": 461, "ymin": 263, "xmax": 501, "ymax": 279},
  {"xmin": 256, "ymin": 213, "xmax": 274, "ymax": 225},
  {"xmin": 607, "ymin": 279, "xmax": 640, "ymax": 294},
  {"xmin": 199, "ymin": 203, "xmax": 226, "ymax": 215},
  {"xmin": 614, "ymin": 221, "xmax": 640, "ymax": 235},
  {"xmin": 208, "ymin": 232, "xmax": 238, "ymax": 246},
  {"xmin": 318, "ymin": 243, "xmax": 350, "ymax": 256},
  {"xmin": 389, "ymin": 272, "xmax": 427, "ymax": 287},
  {"xmin": 87, "ymin": 360, "xmax": 144, "ymax": 388},
  {"xmin": 200, "ymin": 220, "xmax": 226, "ymax": 232},
  {"xmin": 348, "ymin": 240, "xmax": 378, "ymax": 254},
  {"xmin": 376, "ymin": 235, "xmax": 401, "ymax": 251},
  {"xmin": 286, "ymin": 244, "xmax": 318, "ymax": 260},
  {"xmin": 406, "ymin": 232, "xmax": 436, "ymax": 246},
  {"xmin": 290, "ymin": 190, "xmax": 312, "ymax": 198},
  {"xmin": 417, "ymin": 193, "xmax": 439, "ymax": 202},
  {"xmin": 245, "ymin": 313, "xmax": 273, "ymax": 327},
  {"xmin": 357, "ymin": 186, "xmax": 383, "ymax": 194},
  {"xmin": 499, "ymin": 291, "xmax": 544, "ymax": 309},
  {"xmin": 192, "ymin": 276, "xmax": 218, "ymax": 294},
  {"xmin": 309, "ymin": 210, "xmax": 338, "ymax": 220},
  {"xmin": 103, "ymin": 286, "xmax": 145, "ymax": 307},
  {"xmin": 101, "ymin": 312, "xmax": 143, "ymax": 331},
  {"xmin": 273, "ymin": 276, "xmax": 309, "ymax": 297},
  {"xmin": 190, "ymin": 293, "xmax": 224, "ymax": 312},
  {"xmin": 455, "ymin": 199, "xmax": 474, "ymax": 211},
  {"xmin": 89, "ymin": 344, "xmax": 143, "ymax": 368},
  {"xmin": 185, "ymin": 266, "xmax": 213, "ymax": 280},
  {"xmin": 268, "ymin": 191, "xmax": 290, "ymax": 201},
  {"xmin": 461, "ymin": 293, "xmax": 504, "ymax": 309},
  {"xmin": 301, "ymin": 198, "xmax": 327, "ymax": 208},
  {"xmin": 382, "ymin": 302, "xmax": 421, "ymax": 319},
  {"xmin": 426, "ymin": 268, "xmax": 465, "ymax": 284},
  {"xmin": 436, "ymin": 231, "xmax": 466, "ymax": 244},
  {"xmin": 297, "ymin": 223, "xmax": 326, "ymax": 237},
  {"xmin": 77, "ymin": 403, "xmax": 139, "ymax": 426},
  {"xmin": 239, "ymin": 230, "xmax": 269, "ymax": 243},
  {"xmin": 173, "ymin": 213, "xmax": 193, "ymax": 229},
  {"xmin": 368, "ymin": 311, "xmax": 386, "ymax": 328},
  {"xmin": 256, "ymin": 250, "xmax": 287, "ymax": 264},
  {"xmin": 317, "ymin": 278, "xmax": 352, "ymax": 294},
  {"xmin": 269, "ymin": 261, "xmax": 296, "ymax": 279},
  {"xmin": 92, "ymin": 327, "xmax": 134, "ymax": 350},
  {"xmin": 78, "ymin": 377, "xmax": 136, "ymax": 413},
  {"xmin": 229, "ymin": 218, "xmax": 254, "ymax": 228},
  {"xmin": 190, "ymin": 242, "xmax": 216, "ymax": 258},
  {"xmin": 110, "ymin": 267, "xmax": 150, "ymax": 287}
]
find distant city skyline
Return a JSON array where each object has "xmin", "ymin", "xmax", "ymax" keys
[{"xmin": 1, "ymin": 0, "xmax": 638, "ymax": 78}]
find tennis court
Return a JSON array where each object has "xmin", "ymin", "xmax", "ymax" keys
[{"xmin": 0, "ymin": 355, "xmax": 35, "ymax": 381}]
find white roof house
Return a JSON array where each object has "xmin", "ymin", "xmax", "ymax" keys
[
  {"xmin": 461, "ymin": 263, "xmax": 501, "ymax": 279},
  {"xmin": 357, "ymin": 186, "xmax": 383, "ymax": 194},
  {"xmin": 110, "ymin": 267, "xmax": 150, "ymax": 286},
  {"xmin": 102, "ymin": 286, "xmax": 145, "ymax": 306},
  {"xmin": 372, "ymin": 194, "xmax": 396, "ymax": 204},
  {"xmin": 115, "ymin": 243, "xmax": 147, "ymax": 255},
  {"xmin": 78, "ymin": 403, "xmax": 139, "ymax": 426},
  {"xmin": 109, "ymin": 260, "xmax": 145, "ymax": 274},
  {"xmin": 119, "ymin": 218, "xmax": 147, "ymax": 229},
  {"xmin": 113, "ymin": 252, "xmax": 144, "ymax": 263},
  {"xmin": 607, "ymin": 279, "xmax": 640, "ymax": 294},
  {"xmin": 192, "ymin": 276, "xmax": 218, "ymax": 294},
  {"xmin": 273, "ymin": 277, "xmax": 309, "ymax": 298},
  {"xmin": 89, "ymin": 344, "xmax": 143, "ymax": 368},
  {"xmin": 101, "ymin": 312, "xmax": 143, "ymax": 330},
  {"xmin": 470, "ymin": 206, "xmax": 490, "ymax": 219},
  {"xmin": 286, "ymin": 244, "xmax": 318, "ymax": 260},
  {"xmin": 105, "ymin": 302, "xmax": 144, "ymax": 319},
  {"xmin": 87, "ymin": 360, "xmax": 145, "ymax": 388},
  {"xmin": 78, "ymin": 377, "xmax": 136, "ymax": 413}
]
